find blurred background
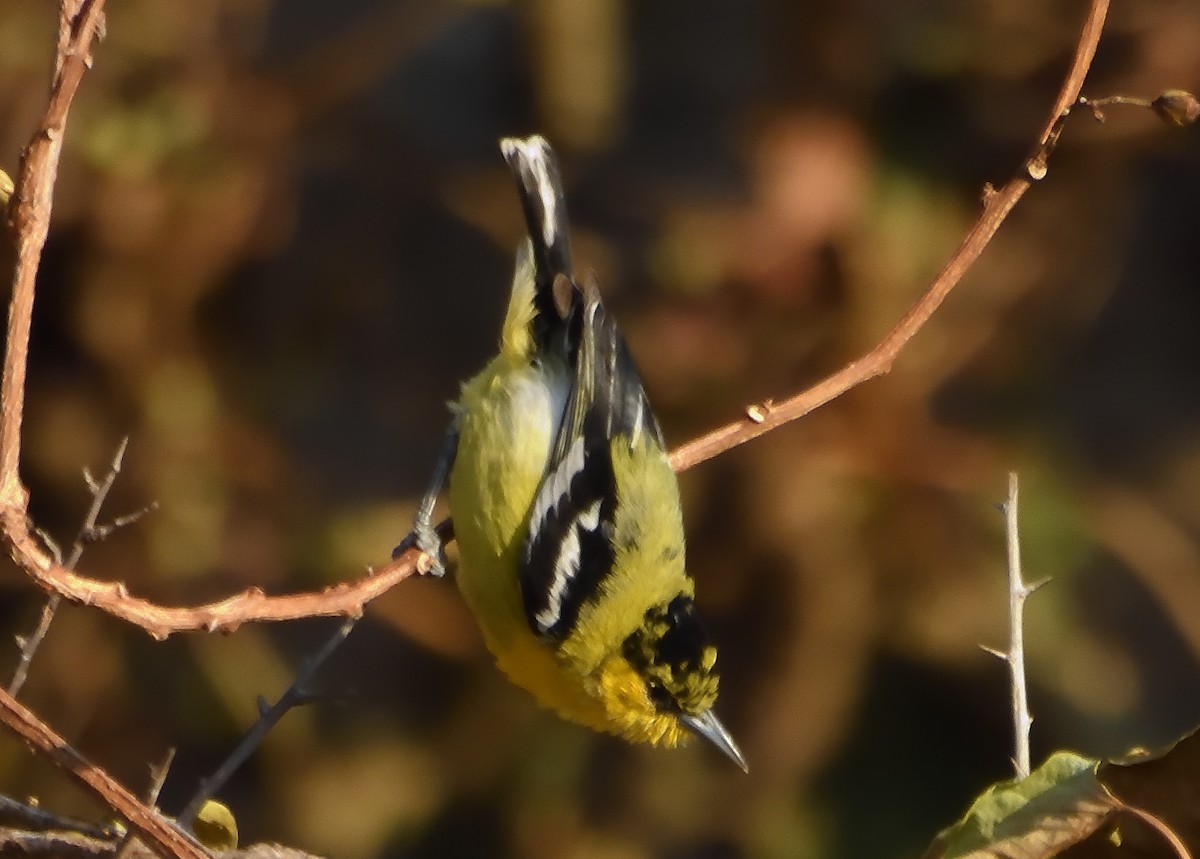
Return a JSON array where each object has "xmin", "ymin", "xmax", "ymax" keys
[{"xmin": 1, "ymin": 0, "xmax": 1199, "ymax": 857}]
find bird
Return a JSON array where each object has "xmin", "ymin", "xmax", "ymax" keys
[{"xmin": 406, "ymin": 135, "xmax": 745, "ymax": 770}]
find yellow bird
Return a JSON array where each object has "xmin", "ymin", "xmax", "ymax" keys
[{"xmin": 408, "ymin": 135, "xmax": 745, "ymax": 770}]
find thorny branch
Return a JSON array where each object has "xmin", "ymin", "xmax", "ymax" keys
[
  {"xmin": 980, "ymin": 473, "xmax": 1048, "ymax": 779},
  {"xmin": 0, "ymin": 0, "xmax": 1115, "ymax": 639}
]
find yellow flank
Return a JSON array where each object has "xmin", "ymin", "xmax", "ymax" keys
[
  {"xmin": 450, "ymin": 352, "xmax": 609, "ymax": 728},
  {"xmin": 559, "ymin": 436, "xmax": 691, "ymax": 676},
  {"xmin": 449, "ymin": 252, "xmax": 603, "ymax": 731}
]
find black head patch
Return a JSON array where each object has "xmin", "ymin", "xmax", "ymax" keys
[{"xmin": 621, "ymin": 595, "xmax": 720, "ymax": 716}]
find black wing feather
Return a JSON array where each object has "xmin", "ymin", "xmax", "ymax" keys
[{"xmin": 501, "ymin": 136, "xmax": 662, "ymax": 643}]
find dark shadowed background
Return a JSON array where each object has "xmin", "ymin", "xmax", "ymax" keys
[{"xmin": 2, "ymin": 1, "xmax": 1200, "ymax": 857}]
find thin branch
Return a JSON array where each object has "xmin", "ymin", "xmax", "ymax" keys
[
  {"xmin": 0, "ymin": 0, "xmax": 1111, "ymax": 638},
  {"xmin": 0, "ymin": 688, "xmax": 207, "ymax": 859},
  {"xmin": 1081, "ymin": 89, "xmax": 1200, "ymax": 127},
  {"xmin": 145, "ymin": 749, "xmax": 176, "ymax": 810},
  {"xmin": 1116, "ymin": 803, "xmax": 1193, "ymax": 859},
  {"xmin": 8, "ymin": 439, "xmax": 136, "ymax": 696},
  {"xmin": 0, "ymin": 796, "xmax": 113, "ymax": 839},
  {"xmin": 3, "ymin": 0, "xmax": 114, "ymax": 696},
  {"xmin": 65, "ymin": 438, "xmax": 134, "ymax": 568},
  {"xmin": 0, "ymin": 828, "xmax": 119, "ymax": 859},
  {"xmin": 982, "ymin": 473, "xmax": 1050, "ymax": 778},
  {"xmin": 0, "ymin": 827, "xmax": 329, "ymax": 859},
  {"xmin": 669, "ymin": 0, "xmax": 1109, "ymax": 472},
  {"xmin": 7, "ymin": 595, "xmax": 60, "ymax": 697},
  {"xmin": 0, "ymin": 516, "xmax": 436, "ymax": 638},
  {"xmin": 1003, "ymin": 473, "xmax": 1033, "ymax": 778},
  {"xmin": 1, "ymin": 0, "xmax": 107, "ymax": 506},
  {"xmin": 114, "ymin": 749, "xmax": 177, "ymax": 859},
  {"xmin": 176, "ymin": 618, "xmax": 357, "ymax": 830}
]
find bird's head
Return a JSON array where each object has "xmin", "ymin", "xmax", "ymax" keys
[{"xmin": 595, "ymin": 594, "xmax": 746, "ymax": 771}]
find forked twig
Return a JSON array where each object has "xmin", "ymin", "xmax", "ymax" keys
[{"xmin": 8, "ymin": 439, "xmax": 148, "ymax": 696}]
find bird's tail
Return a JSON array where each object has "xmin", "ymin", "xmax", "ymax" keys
[{"xmin": 500, "ymin": 135, "xmax": 579, "ymax": 350}]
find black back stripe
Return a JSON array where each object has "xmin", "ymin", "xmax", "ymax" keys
[
  {"xmin": 521, "ymin": 425, "xmax": 617, "ymax": 641},
  {"xmin": 577, "ymin": 278, "xmax": 665, "ymax": 450},
  {"xmin": 520, "ymin": 285, "xmax": 669, "ymax": 642},
  {"xmin": 527, "ymin": 436, "xmax": 586, "ymax": 541},
  {"xmin": 505, "ymin": 140, "xmax": 669, "ymax": 644},
  {"xmin": 533, "ymin": 498, "xmax": 603, "ymax": 633}
]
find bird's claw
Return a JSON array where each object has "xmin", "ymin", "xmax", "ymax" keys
[{"xmin": 394, "ymin": 524, "xmax": 448, "ymax": 577}]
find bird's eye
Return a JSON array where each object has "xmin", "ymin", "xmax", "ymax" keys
[{"xmin": 646, "ymin": 680, "xmax": 674, "ymax": 710}]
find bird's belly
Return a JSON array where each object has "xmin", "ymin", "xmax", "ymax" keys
[{"xmin": 448, "ymin": 360, "xmax": 610, "ymax": 727}]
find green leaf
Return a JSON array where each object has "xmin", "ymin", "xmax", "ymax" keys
[{"xmin": 924, "ymin": 752, "xmax": 1114, "ymax": 859}]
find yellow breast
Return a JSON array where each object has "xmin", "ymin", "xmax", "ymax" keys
[{"xmin": 448, "ymin": 355, "xmax": 613, "ymax": 730}]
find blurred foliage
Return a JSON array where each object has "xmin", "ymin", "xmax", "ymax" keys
[{"xmin": 1, "ymin": 0, "xmax": 1200, "ymax": 858}]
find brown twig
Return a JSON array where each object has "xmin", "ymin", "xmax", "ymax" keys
[
  {"xmin": 669, "ymin": 0, "xmax": 1109, "ymax": 472},
  {"xmin": 0, "ymin": 519, "xmax": 437, "ymax": 639},
  {"xmin": 0, "ymin": 688, "xmax": 207, "ymax": 859},
  {"xmin": 1, "ymin": 0, "xmax": 107, "ymax": 504},
  {"xmin": 0, "ymin": 0, "xmax": 1110, "ymax": 637},
  {"xmin": 1115, "ymin": 803, "xmax": 1193, "ymax": 859},
  {"xmin": 8, "ymin": 439, "xmax": 142, "ymax": 695}
]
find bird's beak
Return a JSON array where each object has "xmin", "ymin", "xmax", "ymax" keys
[{"xmin": 682, "ymin": 709, "xmax": 748, "ymax": 773}]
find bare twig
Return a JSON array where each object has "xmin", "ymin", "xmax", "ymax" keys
[
  {"xmin": 176, "ymin": 619, "xmax": 357, "ymax": 831},
  {"xmin": 1116, "ymin": 803, "xmax": 1193, "ymax": 859},
  {"xmin": 0, "ymin": 688, "xmax": 207, "ymax": 859},
  {"xmin": 1004, "ymin": 473, "xmax": 1032, "ymax": 778},
  {"xmin": 670, "ymin": 0, "xmax": 1109, "ymax": 472},
  {"xmin": 8, "ymin": 595, "xmax": 60, "ymax": 697},
  {"xmin": 1005, "ymin": 473, "xmax": 1034, "ymax": 777},
  {"xmin": 1080, "ymin": 89, "xmax": 1200, "ymax": 128},
  {"xmin": 145, "ymin": 749, "xmax": 176, "ymax": 810},
  {"xmin": 8, "ymin": 439, "xmax": 140, "ymax": 696},
  {"xmin": 0, "ymin": 828, "xmax": 330, "ymax": 859},
  {"xmin": 2, "ymin": 0, "xmax": 122, "ymax": 686},
  {"xmin": 0, "ymin": 796, "xmax": 113, "ymax": 839},
  {"xmin": 1079, "ymin": 93, "xmax": 1153, "ymax": 121},
  {"xmin": 0, "ymin": 828, "xmax": 118, "ymax": 859},
  {"xmin": 114, "ymin": 748, "xmax": 177, "ymax": 859},
  {"xmin": 1, "ymin": 0, "xmax": 107, "ymax": 504},
  {"xmin": 0, "ymin": 525, "xmax": 434, "ymax": 638},
  {"xmin": 981, "ymin": 473, "xmax": 1049, "ymax": 778},
  {"xmin": 0, "ymin": 0, "xmax": 1112, "ymax": 638}
]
